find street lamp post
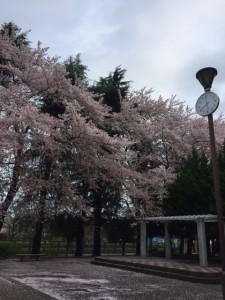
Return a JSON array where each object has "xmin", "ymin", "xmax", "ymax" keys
[{"xmin": 196, "ymin": 67, "xmax": 225, "ymax": 299}]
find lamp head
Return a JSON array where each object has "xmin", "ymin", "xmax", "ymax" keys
[{"xmin": 196, "ymin": 67, "xmax": 217, "ymax": 91}]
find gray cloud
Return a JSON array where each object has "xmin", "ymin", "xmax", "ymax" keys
[{"xmin": 1, "ymin": 0, "xmax": 225, "ymax": 115}]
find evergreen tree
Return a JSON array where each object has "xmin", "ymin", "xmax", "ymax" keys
[
  {"xmin": 163, "ymin": 145, "xmax": 225, "ymax": 255},
  {"xmin": 164, "ymin": 147, "xmax": 214, "ymax": 216},
  {"xmin": 91, "ymin": 66, "xmax": 130, "ymax": 113},
  {"xmin": 64, "ymin": 54, "xmax": 88, "ymax": 85},
  {"xmin": 89, "ymin": 66, "xmax": 131, "ymax": 255},
  {"xmin": 0, "ymin": 21, "xmax": 29, "ymax": 47},
  {"xmin": 0, "ymin": 22, "xmax": 29, "ymax": 88}
]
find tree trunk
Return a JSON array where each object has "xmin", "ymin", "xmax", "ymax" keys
[
  {"xmin": 75, "ymin": 217, "xmax": 84, "ymax": 256},
  {"xmin": 31, "ymin": 156, "xmax": 51, "ymax": 254},
  {"xmin": 66, "ymin": 238, "xmax": 71, "ymax": 256},
  {"xmin": 31, "ymin": 220, "xmax": 44, "ymax": 254},
  {"xmin": 179, "ymin": 236, "xmax": 184, "ymax": 254},
  {"xmin": 135, "ymin": 223, "xmax": 140, "ymax": 255},
  {"xmin": 0, "ymin": 150, "xmax": 21, "ymax": 231},
  {"xmin": 93, "ymin": 196, "xmax": 102, "ymax": 256},
  {"xmin": 31, "ymin": 193, "xmax": 46, "ymax": 254},
  {"xmin": 187, "ymin": 237, "xmax": 193, "ymax": 256}
]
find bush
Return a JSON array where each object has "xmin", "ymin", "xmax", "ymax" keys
[{"xmin": 0, "ymin": 242, "xmax": 23, "ymax": 257}]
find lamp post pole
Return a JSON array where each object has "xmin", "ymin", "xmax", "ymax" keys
[
  {"xmin": 208, "ymin": 114, "xmax": 225, "ymax": 298},
  {"xmin": 196, "ymin": 67, "xmax": 225, "ymax": 299}
]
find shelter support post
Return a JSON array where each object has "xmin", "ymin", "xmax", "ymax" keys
[
  {"xmin": 164, "ymin": 222, "xmax": 172, "ymax": 259},
  {"xmin": 196, "ymin": 218, "xmax": 208, "ymax": 267},
  {"xmin": 140, "ymin": 220, "xmax": 147, "ymax": 257}
]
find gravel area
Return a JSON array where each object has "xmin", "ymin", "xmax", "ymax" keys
[{"xmin": 0, "ymin": 257, "xmax": 222, "ymax": 299}]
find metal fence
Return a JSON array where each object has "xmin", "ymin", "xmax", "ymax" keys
[{"xmin": 0, "ymin": 239, "xmax": 136, "ymax": 256}]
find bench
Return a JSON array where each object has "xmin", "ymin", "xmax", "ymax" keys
[{"xmin": 16, "ymin": 254, "xmax": 48, "ymax": 261}]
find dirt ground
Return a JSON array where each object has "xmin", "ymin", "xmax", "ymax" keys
[{"xmin": 0, "ymin": 257, "xmax": 222, "ymax": 299}]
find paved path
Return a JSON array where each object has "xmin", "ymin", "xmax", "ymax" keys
[
  {"xmin": 0, "ymin": 276, "xmax": 54, "ymax": 300},
  {"xmin": 0, "ymin": 257, "xmax": 223, "ymax": 299}
]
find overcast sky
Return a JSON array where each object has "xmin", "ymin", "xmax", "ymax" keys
[{"xmin": 2, "ymin": 0, "xmax": 225, "ymax": 115}]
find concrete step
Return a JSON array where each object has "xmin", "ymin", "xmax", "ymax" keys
[{"xmin": 91, "ymin": 257, "xmax": 221, "ymax": 284}]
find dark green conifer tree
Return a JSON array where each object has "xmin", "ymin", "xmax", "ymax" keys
[{"xmin": 164, "ymin": 147, "xmax": 214, "ymax": 216}]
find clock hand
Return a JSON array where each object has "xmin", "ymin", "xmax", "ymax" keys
[{"xmin": 202, "ymin": 102, "xmax": 209, "ymax": 109}]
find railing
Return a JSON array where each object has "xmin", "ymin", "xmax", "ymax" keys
[{"xmin": 0, "ymin": 239, "xmax": 136, "ymax": 256}]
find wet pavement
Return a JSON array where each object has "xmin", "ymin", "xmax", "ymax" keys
[
  {"xmin": 0, "ymin": 257, "xmax": 223, "ymax": 299},
  {"xmin": 0, "ymin": 275, "xmax": 54, "ymax": 300}
]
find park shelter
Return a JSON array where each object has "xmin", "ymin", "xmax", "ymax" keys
[{"xmin": 139, "ymin": 214, "xmax": 218, "ymax": 267}]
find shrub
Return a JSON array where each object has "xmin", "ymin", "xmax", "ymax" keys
[{"xmin": 0, "ymin": 242, "xmax": 23, "ymax": 257}]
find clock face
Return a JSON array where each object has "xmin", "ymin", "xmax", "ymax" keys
[{"xmin": 196, "ymin": 91, "xmax": 220, "ymax": 116}]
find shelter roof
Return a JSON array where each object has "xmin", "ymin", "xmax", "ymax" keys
[{"xmin": 138, "ymin": 214, "xmax": 218, "ymax": 223}]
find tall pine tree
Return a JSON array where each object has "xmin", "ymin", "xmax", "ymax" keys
[{"xmin": 164, "ymin": 147, "xmax": 214, "ymax": 216}]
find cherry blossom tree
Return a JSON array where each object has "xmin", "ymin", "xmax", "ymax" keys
[
  {"xmin": 0, "ymin": 33, "xmax": 135, "ymax": 238},
  {"xmin": 112, "ymin": 88, "xmax": 225, "ymax": 218}
]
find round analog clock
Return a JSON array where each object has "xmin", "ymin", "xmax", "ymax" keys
[{"xmin": 196, "ymin": 91, "xmax": 220, "ymax": 116}]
